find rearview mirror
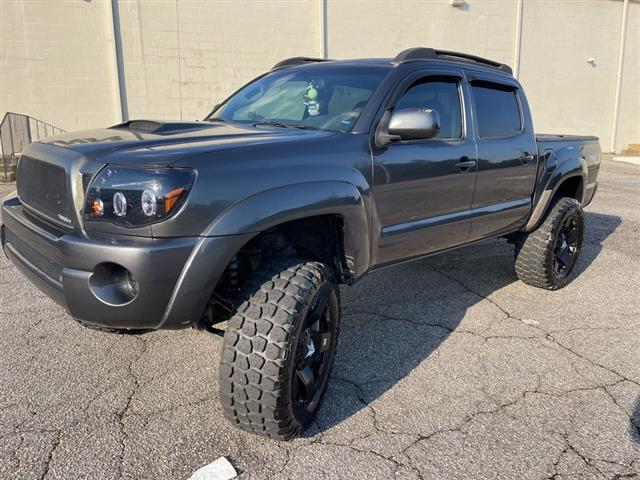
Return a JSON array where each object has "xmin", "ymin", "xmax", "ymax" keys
[{"xmin": 387, "ymin": 108, "xmax": 441, "ymax": 141}]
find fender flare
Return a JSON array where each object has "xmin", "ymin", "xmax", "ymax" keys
[
  {"xmin": 524, "ymin": 153, "xmax": 587, "ymax": 232},
  {"xmin": 204, "ymin": 181, "xmax": 371, "ymax": 277}
]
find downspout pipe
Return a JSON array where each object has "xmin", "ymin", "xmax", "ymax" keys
[
  {"xmin": 319, "ymin": 0, "xmax": 328, "ymax": 59},
  {"xmin": 610, "ymin": 0, "xmax": 629, "ymax": 153},
  {"xmin": 513, "ymin": 0, "xmax": 523, "ymax": 78},
  {"xmin": 110, "ymin": 0, "xmax": 129, "ymax": 122}
]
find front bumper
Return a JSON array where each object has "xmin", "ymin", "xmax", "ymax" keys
[{"xmin": 1, "ymin": 194, "xmax": 252, "ymax": 330}]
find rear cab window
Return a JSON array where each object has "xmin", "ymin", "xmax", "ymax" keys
[{"xmin": 470, "ymin": 81, "xmax": 522, "ymax": 139}]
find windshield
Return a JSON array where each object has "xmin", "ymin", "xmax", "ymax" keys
[{"xmin": 210, "ymin": 65, "xmax": 389, "ymax": 133}]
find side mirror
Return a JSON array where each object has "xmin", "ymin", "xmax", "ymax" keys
[{"xmin": 387, "ymin": 108, "xmax": 441, "ymax": 141}]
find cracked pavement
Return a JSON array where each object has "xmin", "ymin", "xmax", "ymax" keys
[{"xmin": 1, "ymin": 160, "xmax": 639, "ymax": 479}]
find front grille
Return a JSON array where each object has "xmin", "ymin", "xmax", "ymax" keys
[{"xmin": 17, "ymin": 156, "xmax": 72, "ymax": 225}]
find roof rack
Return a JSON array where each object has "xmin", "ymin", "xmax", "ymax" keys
[
  {"xmin": 393, "ymin": 48, "xmax": 513, "ymax": 75},
  {"xmin": 271, "ymin": 57, "xmax": 330, "ymax": 71}
]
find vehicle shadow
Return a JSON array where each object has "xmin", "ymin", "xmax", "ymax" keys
[
  {"xmin": 310, "ymin": 211, "xmax": 621, "ymax": 435},
  {"xmin": 632, "ymin": 399, "xmax": 640, "ymax": 444}
]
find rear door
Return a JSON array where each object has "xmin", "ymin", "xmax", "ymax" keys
[
  {"xmin": 466, "ymin": 74, "xmax": 538, "ymax": 241},
  {"xmin": 371, "ymin": 69, "xmax": 477, "ymax": 265}
]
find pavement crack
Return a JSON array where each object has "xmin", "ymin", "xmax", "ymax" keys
[
  {"xmin": 115, "ymin": 336, "xmax": 149, "ymax": 479},
  {"xmin": 435, "ymin": 268, "xmax": 640, "ymax": 389},
  {"xmin": 329, "ymin": 376, "xmax": 387, "ymax": 435},
  {"xmin": 545, "ymin": 334, "xmax": 640, "ymax": 388},
  {"xmin": 453, "ymin": 329, "xmax": 540, "ymax": 342},
  {"xmin": 39, "ymin": 430, "xmax": 61, "ymax": 480},
  {"xmin": 433, "ymin": 268, "xmax": 522, "ymax": 322},
  {"xmin": 324, "ymin": 376, "xmax": 425, "ymax": 478},
  {"xmin": 603, "ymin": 383, "xmax": 640, "ymax": 439},
  {"xmin": 343, "ymin": 309, "xmax": 453, "ymax": 333}
]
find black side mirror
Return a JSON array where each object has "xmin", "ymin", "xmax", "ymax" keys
[{"xmin": 376, "ymin": 108, "xmax": 441, "ymax": 146}]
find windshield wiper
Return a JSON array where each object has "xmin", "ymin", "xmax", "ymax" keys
[{"xmin": 252, "ymin": 120, "xmax": 307, "ymax": 130}]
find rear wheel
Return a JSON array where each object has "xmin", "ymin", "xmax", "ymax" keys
[
  {"xmin": 219, "ymin": 257, "xmax": 340, "ymax": 440},
  {"xmin": 515, "ymin": 197, "xmax": 584, "ymax": 290}
]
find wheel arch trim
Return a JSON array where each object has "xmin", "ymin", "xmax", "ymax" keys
[
  {"xmin": 203, "ymin": 181, "xmax": 371, "ymax": 277},
  {"xmin": 524, "ymin": 155, "xmax": 587, "ymax": 232}
]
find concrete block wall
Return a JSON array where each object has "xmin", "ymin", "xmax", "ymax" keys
[
  {"xmin": 0, "ymin": 0, "xmax": 120, "ymax": 132},
  {"xmin": 326, "ymin": 0, "xmax": 516, "ymax": 66},
  {"xmin": 518, "ymin": 0, "xmax": 624, "ymax": 150},
  {"xmin": 0, "ymin": 0, "xmax": 637, "ymax": 152},
  {"xmin": 118, "ymin": 0, "xmax": 319, "ymax": 121}
]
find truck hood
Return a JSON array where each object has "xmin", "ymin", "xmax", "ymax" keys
[{"xmin": 39, "ymin": 120, "xmax": 335, "ymax": 166}]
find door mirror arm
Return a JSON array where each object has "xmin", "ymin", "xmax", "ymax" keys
[{"xmin": 375, "ymin": 110, "xmax": 401, "ymax": 147}]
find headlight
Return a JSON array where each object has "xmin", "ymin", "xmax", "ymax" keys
[{"xmin": 84, "ymin": 166, "xmax": 195, "ymax": 227}]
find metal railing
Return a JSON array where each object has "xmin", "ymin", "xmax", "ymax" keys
[{"xmin": 0, "ymin": 112, "xmax": 65, "ymax": 181}]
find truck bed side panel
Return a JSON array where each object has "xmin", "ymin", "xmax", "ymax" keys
[{"xmin": 525, "ymin": 137, "xmax": 601, "ymax": 231}]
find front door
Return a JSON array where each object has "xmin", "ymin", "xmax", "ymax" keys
[{"xmin": 372, "ymin": 71, "xmax": 477, "ymax": 265}]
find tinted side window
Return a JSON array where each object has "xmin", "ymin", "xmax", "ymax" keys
[
  {"xmin": 395, "ymin": 80, "xmax": 462, "ymax": 139},
  {"xmin": 471, "ymin": 82, "xmax": 521, "ymax": 138}
]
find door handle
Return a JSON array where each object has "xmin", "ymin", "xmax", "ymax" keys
[
  {"xmin": 520, "ymin": 153, "xmax": 535, "ymax": 164},
  {"xmin": 455, "ymin": 159, "xmax": 476, "ymax": 173}
]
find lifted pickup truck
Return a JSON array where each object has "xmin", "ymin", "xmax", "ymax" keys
[{"xmin": 1, "ymin": 48, "xmax": 600, "ymax": 440}]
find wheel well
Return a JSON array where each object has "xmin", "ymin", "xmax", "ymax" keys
[
  {"xmin": 554, "ymin": 176, "xmax": 583, "ymax": 203},
  {"xmin": 250, "ymin": 215, "xmax": 351, "ymax": 280},
  {"xmin": 201, "ymin": 215, "xmax": 352, "ymax": 329}
]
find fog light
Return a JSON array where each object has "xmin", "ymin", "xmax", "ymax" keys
[{"xmin": 89, "ymin": 263, "xmax": 138, "ymax": 306}]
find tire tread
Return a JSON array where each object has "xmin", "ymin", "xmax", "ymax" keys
[
  {"xmin": 515, "ymin": 197, "xmax": 583, "ymax": 290},
  {"xmin": 219, "ymin": 257, "xmax": 331, "ymax": 440}
]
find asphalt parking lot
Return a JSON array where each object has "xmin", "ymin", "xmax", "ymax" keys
[{"xmin": 1, "ymin": 160, "xmax": 639, "ymax": 480}]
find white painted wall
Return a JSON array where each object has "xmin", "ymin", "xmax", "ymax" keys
[
  {"xmin": 117, "ymin": 0, "xmax": 319, "ymax": 121},
  {"xmin": 518, "ymin": 0, "xmax": 624, "ymax": 149},
  {"xmin": 0, "ymin": 0, "xmax": 121, "ymax": 131},
  {"xmin": 1, "ymin": 0, "xmax": 637, "ymax": 151}
]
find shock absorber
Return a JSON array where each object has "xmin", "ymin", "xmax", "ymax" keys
[
  {"xmin": 219, "ymin": 255, "xmax": 241, "ymax": 300},
  {"xmin": 198, "ymin": 249, "xmax": 262, "ymax": 334}
]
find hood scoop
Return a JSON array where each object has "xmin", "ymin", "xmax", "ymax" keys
[{"xmin": 112, "ymin": 119, "xmax": 214, "ymax": 135}]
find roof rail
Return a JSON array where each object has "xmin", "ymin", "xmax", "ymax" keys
[
  {"xmin": 271, "ymin": 57, "xmax": 330, "ymax": 71},
  {"xmin": 393, "ymin": 48, "xmax": 513, "ymax": 75}
]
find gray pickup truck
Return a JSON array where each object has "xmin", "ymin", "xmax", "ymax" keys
[{"xmin": 1, "ymin": 48, "xmax": 600, "ymax": 440}]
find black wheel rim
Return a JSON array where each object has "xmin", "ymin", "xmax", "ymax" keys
[
  {"xmin": 292, "ymin": 283, "xmax": 335, "ymax": 414},
  {"xmin": 553, "ymin": 213, "xmax": 581, "ymax": 278}
]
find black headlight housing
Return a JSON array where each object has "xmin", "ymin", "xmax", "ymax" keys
[{"xmin": 84, "ymin": 166, "xmax": 195, "ymax": 227}]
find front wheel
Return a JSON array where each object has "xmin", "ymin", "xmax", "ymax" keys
[
  {"xmin": 515, "ymin": 197, "xmax": 584, "ymax": 290},
  {"xmin": 219, "ymin": 257, "xmax": 340, "ymax": 440}
]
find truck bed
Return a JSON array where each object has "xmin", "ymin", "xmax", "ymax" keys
[
  {"xmin": 536, "ymin": 134, "xmax": 599, "ymax": 142},
  {"xmin": 535, "ymin": 134, "xmax": 601, "ymax": 209}
]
